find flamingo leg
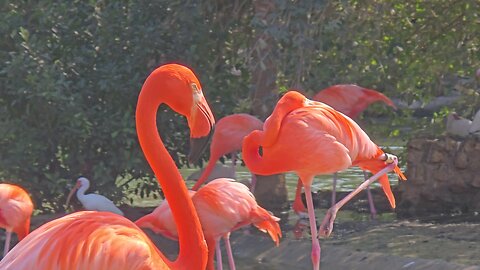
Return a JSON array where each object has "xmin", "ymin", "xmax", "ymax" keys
[
  {"xmin": 319, "ymin": 162, "xmax": 396, "ymax": 237},
  {"xmin": 249, "ymin": 173, "xmax": 257, "ymax": 193},
  {"xmin": 292, "ymin": 178, "xmax": 307, "ymax": 216},
  {"xmin": 230, "ymin": 152, "xmax": 237, "ymax": 180},
  {"xmin": 223, "ymin": 234, "xmax": 236, "ymax": 270},
  {"xmin": 3, "ymin": 230, "xmax": 11, "ymax": 257},
  {"xmin": 216, "ymin": 238, "xmax": 223, "ymax": 270},
  {"xmin": 331, "ymin": 172, "xmax": 338, "ymax": 207},
  {"xmin": 303, "ymin": 181, "xmax": 321, "ymax": 270},
  {"xmin": 363, "ymin": 170, "xmax": 377, "ymax": 219}
]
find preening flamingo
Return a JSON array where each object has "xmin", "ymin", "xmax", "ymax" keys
[
  {"xmin": 65, "ymin": 177, "xmax": 124, "ymax": 216},
  {"xmin": 191, "ymin": 113, "xmax": 263, "ymax": 191},
  {"xmin": 292, "ymin": 84, "xmax": 397, "ymax": 216},
  {"xmin": 242, "ymin": 91, "xmax": 406, "ymax": 270},
  {"xmin": 136, "ymin": 178, "xmax": 281, "ymax": 270},
  {"xmin": 0, "ymin": 183, "xmax": 33, "ymax": 257},
  {"xmin": 0, "ymin": 63, "xmax": 214, "ymax": 269}
]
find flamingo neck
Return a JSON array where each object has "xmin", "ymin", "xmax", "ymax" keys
[
  {"xmin": 242, "ymin": 131, "xmax": 278, "ymax": 175},
  {"xmin": 191, "ymin": 155, "xmax": 220, "ymax": 191},
  {"xmin": 136, "ymin": 80, "xmax": 207, "ymax": 269}
]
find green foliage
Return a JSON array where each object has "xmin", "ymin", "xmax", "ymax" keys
[{"xmin": 1, "ymin": 1, "xmax": 479, "ymax": 212}]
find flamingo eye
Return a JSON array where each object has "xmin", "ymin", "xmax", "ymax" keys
[{"xmin": 190, "ymin": 83, "xmax": 200, "ymax": 93}]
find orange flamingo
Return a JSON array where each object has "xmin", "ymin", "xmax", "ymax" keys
[
  {"xmin": 0, "ymin": 63, "xmax": 214, "ymax": 269},
  {"xmin": 242, "ymin": 91, "xmax": 406, "ymax": 270},
  {"xmin": 191, "ymin": 113, "xmax": 263, "ymax": 191},
  {"xmin": 292, "ymin": 84, "xmax": 397, "ymax": 216},
  {"xmin": 0, "ymin": 183, "xmax": 33, "ymax": 257},
  {"xmin": 136, "ymin": 178, "xmax": 281, "ymax": 270}
]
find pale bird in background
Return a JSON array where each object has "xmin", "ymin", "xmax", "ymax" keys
[
  {"xmin": 446, "ymin": 112, "xmax": 472, "ymax": 137},
  {"xmin": 469, "ymin": 109, "xmax": 480, "ymax": 136},
  {"xmin": 66, "ymin": 177, "xmax": 124, "ymax": 216}
]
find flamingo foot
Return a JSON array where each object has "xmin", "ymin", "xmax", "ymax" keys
[
  {"xmin": 311, "ymin": 238, "xmax": 321, "ymax": 270},
  {"xmin": 318, "ymin": 206, "xmax": 338, "ymax": 238}
]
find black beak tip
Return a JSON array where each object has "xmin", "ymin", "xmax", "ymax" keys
[{"xmin": 188, "ymin": 126, "xmax": 214, "ymax": 164}]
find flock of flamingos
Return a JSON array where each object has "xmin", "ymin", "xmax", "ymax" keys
[{"xmin": 0, "ymin": 63, "xmax": 407, "ymax": 270}]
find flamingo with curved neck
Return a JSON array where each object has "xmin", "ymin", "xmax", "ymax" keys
[
  {"xmin": 242, "ymin": 91, "xmax": 405, "ymax": 270},
  {"xmin": 0, "ymin": 63, "xmax": 214, "ymax": 270}
]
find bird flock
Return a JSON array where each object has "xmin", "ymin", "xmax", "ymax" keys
[{"xmin": 0, "ymin": 63, "xmax": 411, "ymax": 270}]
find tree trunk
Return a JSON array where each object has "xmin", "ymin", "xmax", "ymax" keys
[{"xmin": 249, "ymin": 0, "xmax": 288, "ymax": 211}]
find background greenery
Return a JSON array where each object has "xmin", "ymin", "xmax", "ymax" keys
[{"xmin": 1, "ymin": 1, "xmax": 478, "ymax": 212}]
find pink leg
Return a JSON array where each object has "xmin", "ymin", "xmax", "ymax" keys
[
  {"xmin": 3, "ymin": 230, "xmax": 11, "ymax": 257},
  {"xmin": 331, "ymin": 172, "xmax": 338, "ymax": 207},
  {"xmin": 250, "ymin": 173, "xmax": 257, "ymax": 193},
  {"xmin": 230, "ymin": 152, "xmax": 237, "ymax": 179},
  {"xmin": 319, "ymin": 162, "xmax": 396, "ymax": 237},
  {"xmin": 363, "ymin": 170, "xmax": 377, "ymax": 219},
  {"xmin": 216, "ymin": 238, "xmax": 223, "ymax": 270},
  {"xmin": 304, "ymin": 182, "xmax": 321, "ymax": 270},
  {"xmin": 292, "ymin": 178, "xmax": 307, "ymax": 215},
  {"xmin": 223, "ymin": 234, "xmax": 236, "ymax": 270}
]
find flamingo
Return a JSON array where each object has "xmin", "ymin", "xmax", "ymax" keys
[
  {"xmin": 65, "ymin": 177, "xmax": 124, "ymax": 216},
  {"xmin": 136, "ymin": 178, "xmax": 281, "ymax": 270},
  {"xmin": 242, "ymin": 91, "xmax": 406, "ymax": 270},
  {"xmin": 191, "ymin": 113, "xmax": 263, "ymax": 191},
  {"xmin": 0, "ymin": 63, "xmax": 215, "ymax": 269},
  {"xmin": 0, "ymin": 183, "xmax": 33, "ymax": 257},
  {"xmin": 292, "ymin": 84, "xmax": 397, "ymax": 217}
]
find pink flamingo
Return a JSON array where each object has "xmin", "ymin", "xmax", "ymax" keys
[
  {"xmin": 242, "ymin": 91, "xmax": 406, "ymax": 270},
  {"xmin": 0, "ymin": 183, "xmax": 33, "ymax": 256},
  {"xmin": 0, "ymin": 63, "xmax": 214, "ymax": 269},
  {"xmin": 191, "ymin": 113, "xmax": 263, "ymax": 191},
  {"xmin": 292, "ymin": 84, "xmax": 397, "ymax": 217},
  {"xmin": 137, "ymin": 178, "xmax": 281, "ymax": 270}
]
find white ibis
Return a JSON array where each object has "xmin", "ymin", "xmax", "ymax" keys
[
  {"xmin": 66, "ymin": 177, "xmax": 124, "ymax": 216},
  {"xmin": 446, "ymin": 112, "xmax": 472, "ymax": 137},
  {"xmin": 469, "ymin": 109, "xmax": 480, "ymax": 136}
]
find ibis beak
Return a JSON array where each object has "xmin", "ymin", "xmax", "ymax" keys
[{"xmin": 65, "ymin": 183, "xmax": 80, "ymax": 211}]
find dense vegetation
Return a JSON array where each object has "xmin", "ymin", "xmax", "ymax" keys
[{"xmin": 1, "ymin": 1, "xmax": 478, "ymax": 212}]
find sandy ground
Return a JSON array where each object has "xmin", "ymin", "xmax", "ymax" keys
[{"xmin": 4, "ymin": 188, "xmax": 480, "ymax": 270}]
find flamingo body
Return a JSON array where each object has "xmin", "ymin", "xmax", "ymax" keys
[
  {"xmin": 0, "ymin": 184, "xmax": 33, "ymax": 240},
  {"xmin": 137, "ymin": 178, "xmax": 281, "ymax": 270},
  {"xmin": 313, "ymin": 84, "xmax": 396, "ymax": 119},
  {"xmin": 192, "ymin": 113, "xmax": 263, "ymax": 191},
  {"xmin": 0, "ymin": 183, "xmax": 33, "ymax": 256},
  {"xmin": 0, "ymin": 211, "xmax": 167, "ymax": 269},
  {"xmin": 0, "ymin": 63, "xmax": 214, "ymax": 269},
  {"xmin": 291, "ymin": 84, "xmax": 397, "ymax": 215}
]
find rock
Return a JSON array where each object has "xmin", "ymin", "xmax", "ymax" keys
[{"xmin": 454, "ymin": 151, "xmax": 468, "ymax": 169}]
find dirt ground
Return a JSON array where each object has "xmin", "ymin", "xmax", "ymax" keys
[{"xmin": 8, "ymin": 188, "xmax": 480, "ymax": 270}]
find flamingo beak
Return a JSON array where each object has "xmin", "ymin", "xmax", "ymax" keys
[
  {"xmin": 65, "ymin": 182, "xmax": 80, "ymax": 211},
  {"xmin": 188, "ymin": 126, "xmax": 214, "ymax": 164}
]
